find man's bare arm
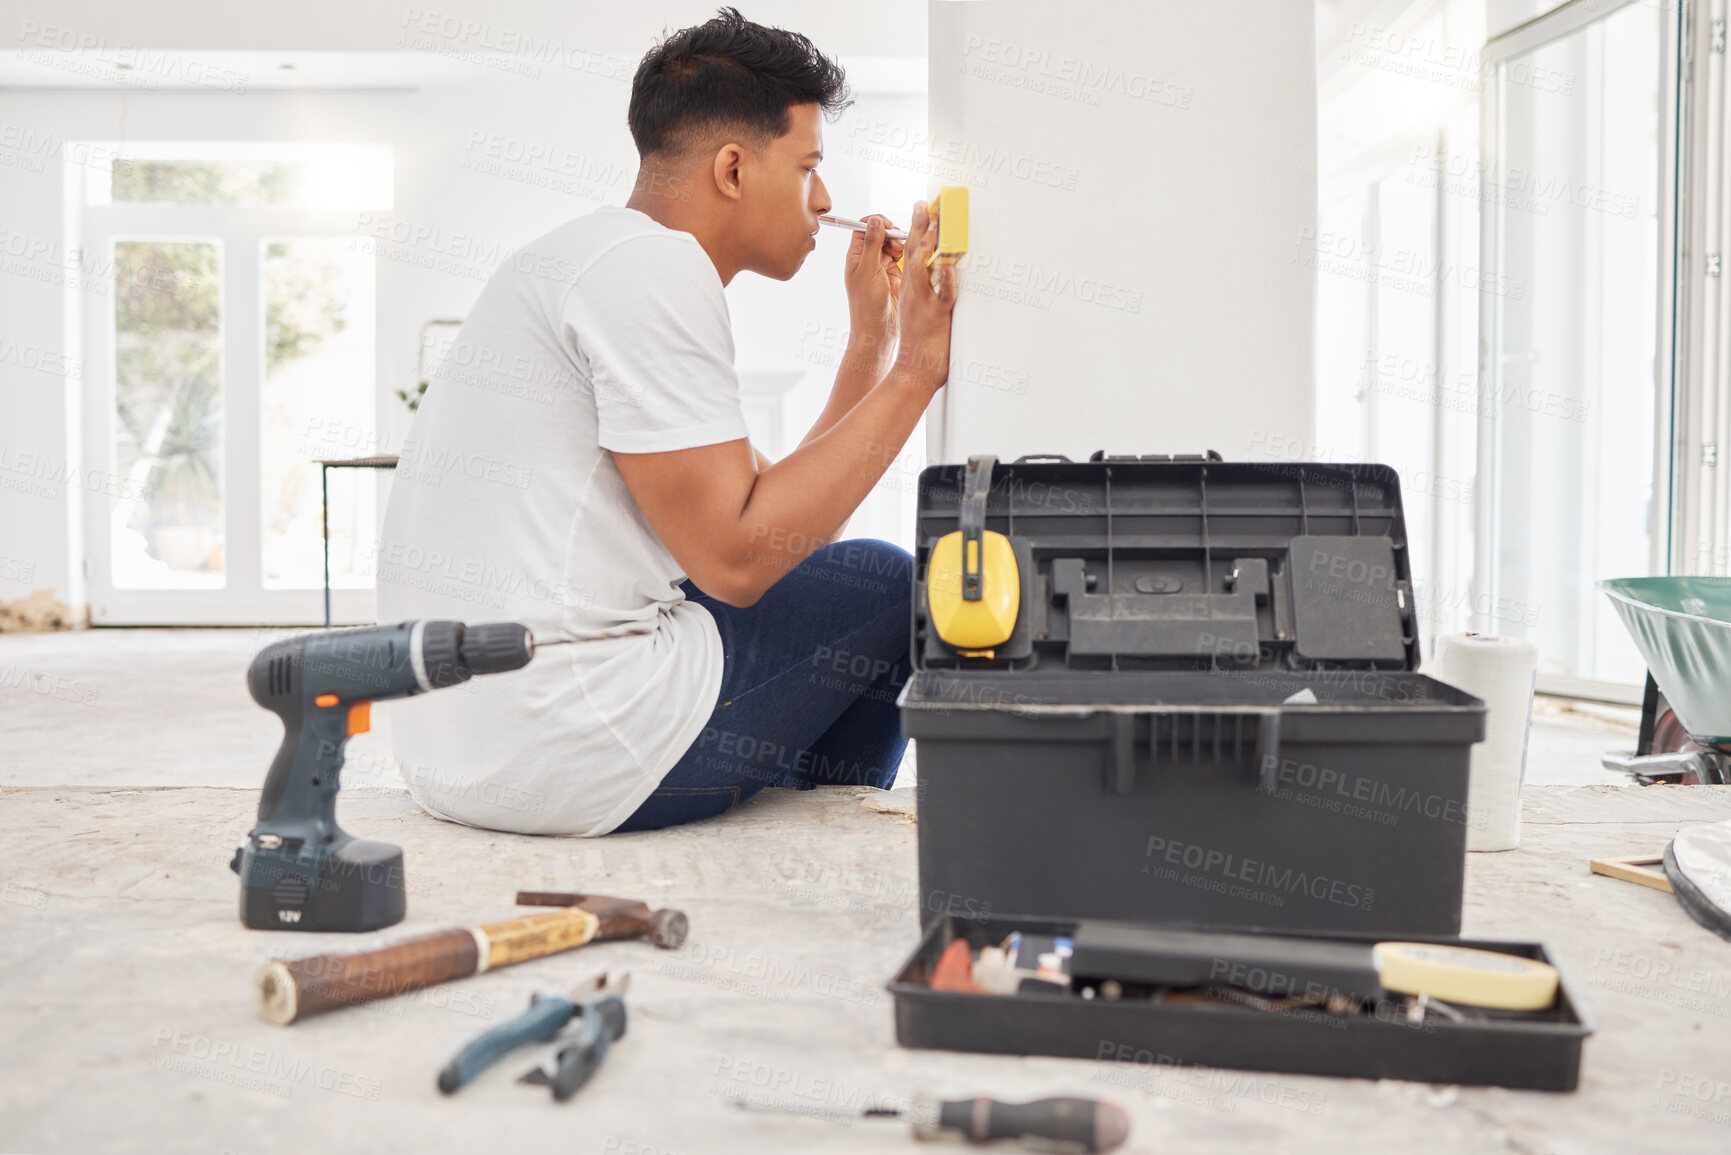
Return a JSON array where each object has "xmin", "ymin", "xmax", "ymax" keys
[
  {"xmin": 610, "ymin": 201, "xmax": 955, "ymax": 608},
  {"xmin": 798, "ymin": 333, "xmax": 890, "ymax": 450},
  {"xmin": 612, "ymin": 366, "xmax": 933, "ymax": 606}
]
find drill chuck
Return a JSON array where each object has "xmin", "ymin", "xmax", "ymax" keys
[
  {"xmin": 416, "ymin": 621, "xmax": 535, "ymax": 687},
  {"xmin": 459, "ymin": 621, "xmax": 537, "ymax": 676}
]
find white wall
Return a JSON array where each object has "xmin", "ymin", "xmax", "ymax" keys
[
  {"xmin": 0, "ymin": 3, "xmax": 930, "ymax": 615},
  {"xmin": 925, "ymin": 0, "xmax": 1317, "ymax": 463}
]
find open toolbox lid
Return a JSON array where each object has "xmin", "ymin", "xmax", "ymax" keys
[{"xmin": 912, "ymin": 452, "xmax": 1420, "ymax": 674}]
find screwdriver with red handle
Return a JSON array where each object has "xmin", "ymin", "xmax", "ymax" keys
[{"xmin": 733, "ymin": 1093, "xmax": 1130, "ymax": 1151}]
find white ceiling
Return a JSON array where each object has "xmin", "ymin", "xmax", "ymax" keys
[
  {"xmin": 3, "ymin": 1, "xmax": 927, "ymax": 58},
  {"xmin": 0, "ymin": 49, "xmax": 926, "ymax": 94}
]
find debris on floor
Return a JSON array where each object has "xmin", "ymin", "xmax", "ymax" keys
[{"xmin": 0, "ymin": 589, "xmax": 77, "ymax": 633}]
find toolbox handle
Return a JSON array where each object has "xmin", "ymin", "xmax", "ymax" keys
[
  {"xmin": 959, "ymin": 455, "xmax": 996, "ymax": 603},
  {"xmin": 1104, "ymin": 710, "xmax": 1283, "ymax": 795},
  {"xmin": 1010, "ymin": 454, "xmax": 1073, "ymax": 464},
  {"xmin": 1087, "ymin": 450, "xmax": 1225, "ymax": 463}
]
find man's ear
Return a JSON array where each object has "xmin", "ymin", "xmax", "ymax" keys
[{"xmin": 711, "ymin": 143, "xmax": 745, "ymax": 201}]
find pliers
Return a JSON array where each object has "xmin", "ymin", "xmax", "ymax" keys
[{"xmin": 436, "ymin": 970, "xmax": 629, "ymax": 1099}]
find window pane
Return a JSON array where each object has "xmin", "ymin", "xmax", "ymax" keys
[
  {"xmin": 260, "ymin": 239, "xmax": 378, "ymax": 589},
  {"xmin": 113, "ymin": 160, "xmax": 303, "ymax": 206},
  {"xmin": 105, "ymin": 148, "xmax": 392, "ymax": 209},
  {"xmin": 112, "ymin": 240, "xmax": 225, "ymax": 588},
  {"xmin": 1489, "ymin": 2, "xmax": 1661, "ymax": 684}
]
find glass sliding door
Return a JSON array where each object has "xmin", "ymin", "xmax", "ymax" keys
[
  {"xmin": 110, "ymin": 240, "xmax": 226, "ymax": 588},
  {"xmin": 1484, "ymin": 0, "xmax": 1665, "ymax": 686},
  {"xmin": 260, "ymin": 238, "xmax": 378, "ymax": 590}
]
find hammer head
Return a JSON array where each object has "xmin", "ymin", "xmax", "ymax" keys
[
  {"xmin": 516, "ymin": 891, "xmax": 688, "ymax": 950},
  {"xmin": 648, "ymin": 908, "xmax": 689, "ymax": 950}
]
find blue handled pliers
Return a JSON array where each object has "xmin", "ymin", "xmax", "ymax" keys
[{"xmin": 436, "ymin": 971, "xmax": 629, "ymax": 1096}]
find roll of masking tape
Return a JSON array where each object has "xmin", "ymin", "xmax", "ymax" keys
[{"xmin": 1374, "ymin": 942, "xmax": 1559, "ymax": 1010}]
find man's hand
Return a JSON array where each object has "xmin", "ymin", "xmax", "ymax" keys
[
  {"xmin": 842, "ymin": 214, "xmax": 906, "ymax": 374},
  {"xmin": 891, "ymin": 200, "xmax": 959, "ymax": 393}
]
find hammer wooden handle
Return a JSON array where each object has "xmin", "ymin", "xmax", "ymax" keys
[{"xmin": 256, "ymin": 908, "xmax": 600, "ymax": 1025}]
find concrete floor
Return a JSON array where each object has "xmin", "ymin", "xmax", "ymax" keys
[
  {"xmin": 0, "ymin": 629, "xmax": 1640, "ymax": 792},
  {"xmin": 4, "ymin": 628, "xmax": 1730, "ymax": 1154}
]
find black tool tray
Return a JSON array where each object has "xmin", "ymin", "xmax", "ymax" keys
[
  {"xmin": 900, "ymin": 454, "xmax": 1487, "ymax": 937},
  {"xmin": 889, "ymin": 915, "xmax": 1591, "ymax": 1091}
]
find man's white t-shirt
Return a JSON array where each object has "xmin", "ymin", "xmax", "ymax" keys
[{"xmin": 376, "ymin": 204, "xmax": 747, "ymax": 836}]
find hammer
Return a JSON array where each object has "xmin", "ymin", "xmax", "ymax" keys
[
  {"xmin": 256, "ymin": 893, "xmax": 688, "ymax": 1025},
  {"xmin": 516, "ymin": 892, "xmax": 688, "ymax": 949}
]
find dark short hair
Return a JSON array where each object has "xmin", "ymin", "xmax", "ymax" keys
[{"xmin": 629, "ymin": 6, "xmax": 852, "ymax": 161}]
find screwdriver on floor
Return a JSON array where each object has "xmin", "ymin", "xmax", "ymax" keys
[{"xmin": 733, "ymin": 1093, "xmax": 1130, "ymax": 1151}]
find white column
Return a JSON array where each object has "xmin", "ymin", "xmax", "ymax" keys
[{"xmin": 926, "ymin": 0, "xmax": 1316, "ymax": 463}]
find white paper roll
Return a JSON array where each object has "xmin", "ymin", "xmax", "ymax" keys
[{"xmin": 1427, "ymin": 633, "xmax": 1539, "ymax": 852}]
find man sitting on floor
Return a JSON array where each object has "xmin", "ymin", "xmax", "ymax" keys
[{"xmin": 377, "ymin": 6, "xmax": 959, "ymax": 835}]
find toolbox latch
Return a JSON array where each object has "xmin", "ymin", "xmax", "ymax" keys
[{"xmin": 1254, "ymin": 712, "xmax": 1281, "ymax": 793}]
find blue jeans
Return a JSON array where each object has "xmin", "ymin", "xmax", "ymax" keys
[{"xmin": 613, "ymin": 538, "xmax": 914, "ymax": 833}]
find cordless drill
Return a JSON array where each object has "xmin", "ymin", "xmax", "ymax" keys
[{"xmin": 231, "ymin": 620, "xmax": 541, "ymax": 932}]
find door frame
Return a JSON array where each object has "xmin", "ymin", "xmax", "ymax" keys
[{"xmin": 78, "ymin": 201, "xmax": 381, "ymax": 625}]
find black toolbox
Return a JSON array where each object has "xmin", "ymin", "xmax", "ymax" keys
[{"xmin": 891, "ymin": 454, "xmax": 1590, "ymax": 1089}]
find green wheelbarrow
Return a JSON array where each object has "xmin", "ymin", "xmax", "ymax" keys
[
  {"xmin": 1599, "ymin": 577, "xmax": 1731, "ymax": 784},
  {"xmin": 1601, "ymin": 577, "xmax": 1731, "ymax": 942}
]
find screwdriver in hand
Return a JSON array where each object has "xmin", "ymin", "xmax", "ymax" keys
[
  {"xmin": 734, "ymin": 1093, "xmax": 1130, "ymax": 1152},
  {"xmin": 818, "ymin": 213, "xmax": 910, "ymax": 241}
]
